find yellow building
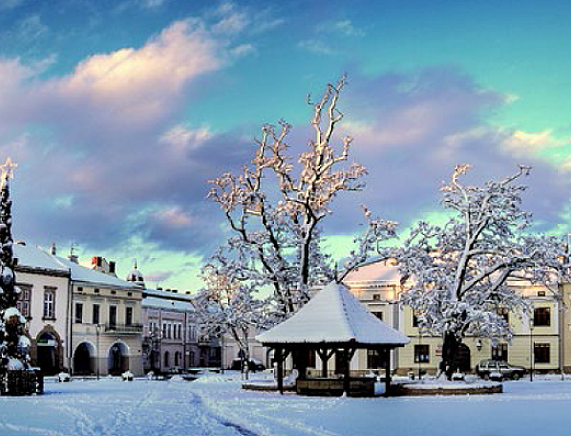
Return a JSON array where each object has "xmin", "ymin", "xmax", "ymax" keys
[
  {"xmin": 344, "ymin": 259, "xmax": 564, "ymax": 375},
  {"xmin": 63, "ymin": 256, "xmax": 144, "ymax": 376}
]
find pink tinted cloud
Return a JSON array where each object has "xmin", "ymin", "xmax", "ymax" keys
[{"xmin": 155, "ymin": 207, "xmax": 193, "ymax": 229}]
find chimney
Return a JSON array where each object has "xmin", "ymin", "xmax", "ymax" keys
[{"xmin": 109, "ymin": 261, "xmax": 116, "ymax": 274}]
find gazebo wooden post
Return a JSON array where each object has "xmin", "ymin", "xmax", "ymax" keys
[
  {"xmin": 299, "ymin": 346, "xmax": 308, "ymax": 379},
  {"xmin": 276, "ymin": 347, "xmax": 284, "ymax": 395},
  {"xmin": 384, "ymin": 347, "xmax": 392, "ymax": 397},
  {"xmin": 343, "ymin": 347, "xmax": 351, "ymax": 395},
  {"xmin": 318, "ymin": 348, "xmax": 329, "ymax": 377}
]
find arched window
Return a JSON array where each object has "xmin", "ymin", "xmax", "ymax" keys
[
  {"xmin": 175, "ymin": 351, "xmax": 181, "ymax": 366},
  {"xmin": 164, "ymin": 351, "xmax": 170, "ymax": 368}
]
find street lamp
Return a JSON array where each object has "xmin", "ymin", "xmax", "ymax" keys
[
  {"xmin": 95, "ymin": 324, "xmax": 101, "ymax": 380},
  {"xmin": 417, "ymin": 332, "xmax": 422, "ymax": 380},
  {"xmin": 530, "ymin": 317, "xmax": 534, "ymax": 382}
]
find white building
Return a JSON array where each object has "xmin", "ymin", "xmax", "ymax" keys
[{"xmin": 14, "ymin": 243, "xmax": 72, "ymax": 374}]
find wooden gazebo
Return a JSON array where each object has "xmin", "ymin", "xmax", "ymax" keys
[{"xmin": 256, "ymin": 282, "xmax": 409, "ymax": 397}]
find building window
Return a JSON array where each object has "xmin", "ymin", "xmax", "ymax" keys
[
  {"xmin": 43, "ymin": 288, "xmax": 55, "ymax": 319},
  {"xmin": 498, "ymin": 308, "xmax": 509, "ymax": 324},
  {"xmin": 16, "ymin": 284, "xmax": 32, "ymax": 318},
  {"xmin": 75, "ymin": 303, "xmax": 83, "ymax": 324},
  {"xmin": 537, "ymin": 290, "xmax": 546, "ymax": 297},
  {"xmin": 167, "ymin": 324, "xmax": 172, "ymax": 339},
  {"xmin": 94, "ymin": 288, "xmax": 99, "ymax": 294},
  {"xmin": 414, "ymin": 345, "xmax": 430, "ymax": 363},
  {"xmin": 77, "ymin": 287, "xmax": 83, "ymax": 292},
  {"xmin": 367, "ymin": 349, "xmax": 386, "ymax": 369},
  {"xmin": 164, "ymin": 351, "xmax": 170, "ymax": 368},
  {"xmin": 534, "ymin": 343, "xmax": 550, "ymax": 363},
  {"xmin": 412, "ymin": 310, "xmax": 421, "ymax": 327},
  {"xmin": 189, "ymin": 325, "xmax": 196, "ymax": 341},
  {"xmin": 373, "ymin": 312, "xmax": 383, "ymax": 321},
  {"xmin": 372, "ymin": 294, "xmax": 381, "ymax": 301},
  {"xmin": 109, "ymin": 305, "xmax": 117, "ymax": 327},
  {"xmin": 93, "ymin": 304, "xmax": 100, "ymax": 325},
  {"xmin": 125, "ymin": 307, "xmax": 133, "ymax": 326},
  {"xmin": 533, "ymin": 307, "xmax": 551, "ymax": 327},
  {"xmin": 175, "ymin": 351, "xmax": 181, "ymax": 367},
  {"xmin": 492, "ymin": 343, "xmax": 508, "ymax": 362}
]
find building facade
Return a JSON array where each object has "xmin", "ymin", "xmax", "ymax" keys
[
  {"xmin": 64, "ymin": 256, "xmax": 144, "ymax": 376},
  {"xmin": 141, "ymin": 289, "xmax": 203, "ymax": 373},
  {"xmin": 13, "ymin": 243, "xmax": 72, "ymax": 375},
  {"xmin": 344, "ymin": 259, "xmax": 563, "ymax": 375}
]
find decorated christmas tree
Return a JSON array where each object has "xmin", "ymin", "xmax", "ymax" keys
[{"xmin": 0, "ymin": 157, "xmax": 29, "ymax": 376}]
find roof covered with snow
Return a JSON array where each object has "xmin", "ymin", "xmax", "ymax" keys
[
  {"xmin": 14, "ymin": 244, "xmax": 140, "ymax": 289},
  {"xmin": 256, "ymin": 282, "xmax": 410, "ymax": 346},
  {"xmin": 143, "ymin": 289, "xmax": 194, "ymax": 311},
  {"xmin": 143, "ymin": 296, "xmax": 194, "ymax": 311},
  {"xmin": 14, "ymin": 244, "xmax": 70, "ymax": 273},
  {"xmin": 343, "ymin": 258, "xmax": 403, "ymax": 284},
  {"xmin": 55, "ymin": 256, "xmax": 136, "ymax": 289}
]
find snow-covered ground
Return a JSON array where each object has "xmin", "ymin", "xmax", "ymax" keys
[{"xmin": 3, "ymin": 372, "xmax": 571, "ymax": 435}]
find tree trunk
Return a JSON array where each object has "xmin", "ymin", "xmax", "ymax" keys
[{"xmin": 440, "ymin": 332, "xmax": 461, "ymax": 381}]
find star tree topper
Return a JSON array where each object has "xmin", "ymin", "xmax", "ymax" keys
[{"xmin": 0, "ymin": 157, "xmax": 17, "ymax": 184}]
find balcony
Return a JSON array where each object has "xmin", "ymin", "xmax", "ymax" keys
[{"xmin": 103, "ymin": 323, "xmax": 143, "ymax": 335}]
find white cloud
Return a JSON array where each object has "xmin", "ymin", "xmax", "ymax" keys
[
  {"xmin": 502, "ymin": 130, "xmax": 562, "ymax": 157},
  {"xmin": 160, "ymin": 125, "xmax": 212, "ymax": 153},
  {"xmin": 212, "ymin": 11, "xmax": 249, "ymax": 34},
  {"xmin": 0, "ymin": 0, "xmax": 26, "ymax": 10},
  {"xmin": 332, "ymin": 20, "xmax": 365, "ymax": 37},
  {"xmin": 141, "ymin": 0, "xmax": 167, "ymax": 8},
  {"xmin": 50, "ymin": 19, "xmax": 225, "ymax": 126},
  {"xmin": 298, "ymin": 39, "xmax": 335, "ymax": 55},
  {"xmin": 231, "ymin": 43, "xmax": 255, "ymax": 57}
]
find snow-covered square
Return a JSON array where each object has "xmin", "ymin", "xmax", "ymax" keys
[{"xmin": 3, "ymin": 374, "xmax": 571, "ymax": 436}]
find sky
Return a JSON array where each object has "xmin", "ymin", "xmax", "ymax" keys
[{"xmin": 1, "ymin": 0, "xmax": 571, "ymax": 291}]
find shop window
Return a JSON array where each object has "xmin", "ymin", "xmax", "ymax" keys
[{"xmin": 414, "ymin": 345, "xmax": 429, "ymax": 363}]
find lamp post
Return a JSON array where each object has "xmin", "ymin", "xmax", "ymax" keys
[
  {"xmin": 96, "ymin": 324, "xmax": 101, "ymax": 380},
  {"xmin": 417, "ymin": 332, "xmax": 422, "ymax": 380},
  {"xmin": 530, "ymin": 317, "xmax": 534, "ymax": 382}
]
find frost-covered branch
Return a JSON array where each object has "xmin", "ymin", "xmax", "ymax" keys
[{"xmin": 207, "ymin": 77, "xmax": 387, "ymax": 321}]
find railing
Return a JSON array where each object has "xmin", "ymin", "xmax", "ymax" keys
[{"xmin": 103, "ymin": 323, "xmax": 143, "ymax": 335}]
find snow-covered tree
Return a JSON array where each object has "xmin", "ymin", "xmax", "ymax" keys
[
  {"xmin": 208, "ymin": 76, "xmax": 396, "ymax": 322},
  {"xmin": 0, "ymin": 157, "xmax": 29, "ymax": 380},
  {"xmin": 397, "ymin": 164, "xmax": 570, "ymax": 380},
  {"xmin": 193, "ymin": 263, "xmax": 267, "ymax": 379}
]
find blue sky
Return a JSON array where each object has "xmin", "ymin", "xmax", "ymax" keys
[{"xmin": 1, "ymin": 0, "xmax": 571, "ymax": 290}]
